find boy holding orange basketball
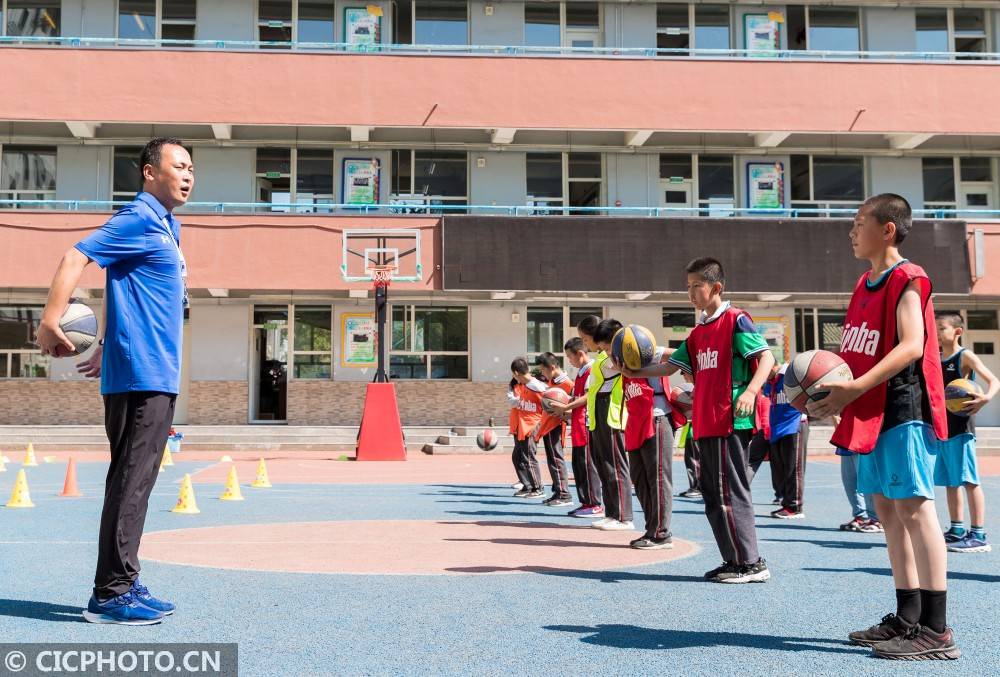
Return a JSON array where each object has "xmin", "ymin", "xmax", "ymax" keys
[
  {"xmin": 626, "ymin": 257, "xmax": 774, "ymax": 583},
  {"xmin": 934, "ymin": 312, "xmax": 997, "ymax": 553},
  {"xmin": 808, "ymin": 194, "xmax": 958, "ymax": 660},
  {"xmin": 508, "ymin": 357, "xmax": 545, "ymax": 499},
  {"xmin": 535, "ymin": 352, "xmax": 574, "ymax": 507}
]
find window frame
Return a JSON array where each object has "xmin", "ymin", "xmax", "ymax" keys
[
  {"xmin": 389, "ymin": 304, "xmax": 470, "ymax": 380},
  {"xmin": 389, "ymin": 149, "xmax": 469, "ymax": 214},
  {"xmin": 411, "ymin": 0, "xmax": 470, "ymax": 46},
  {"xmin": 289, "ymin": 304, "xmax": 334, "ymax": 380},
  {"xmin": 787, "ymin": 154, "xmax": 866, "ymax": 216},
  {"xmin": 0, "ymin": 0, "xmax": 61, "ymax": 38},
  {"xmin": 116, "ymin": 0, "xmax": 196, "ymax": 42},
  {"xmin": 0, "ymin": 143, "xmax": 57, "ymax": 208},
  {"xmin": 0, "ymin": 305, "xmax": 50, "ymax": 379},
  {"xmin": 254, "ymin": 147, "xmax": 335, "ymax": 213}
]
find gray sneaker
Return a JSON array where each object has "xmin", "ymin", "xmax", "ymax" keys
[{"xmin": 849, "ymin": 613, "xmax": 911, "ymax": 647}]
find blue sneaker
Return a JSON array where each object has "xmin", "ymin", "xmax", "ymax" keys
[
  {"xmin": 943, "ymin": 526, "xmax": 966, "ymax": 544},
  {"xmin": 947, "ymin": 532, "xmax": 992, "ymax": 553},
  {"xmin": 131, "ymin": 579, "xmax": 176, "ymax": 615},
  {"xmin": 82, "ymin": 591, "xmax": 164, "ymax": 625}
]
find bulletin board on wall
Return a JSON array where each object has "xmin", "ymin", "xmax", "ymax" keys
[
  {"xmin": 341, "ymin": 313, "xmax": 377, "ymax": 367},
  {"xmin": 755, "ymin": 316, "xmax": 791, "ymax": 364},
  {"xmin": 344, "ymin": 7, "xmax": 382, "ymax": 49},
  {"xmin": 744, "ymin": 13, "xmax": 781, "ymax": 54},
  {"xmin": 746, "ymin": 162, "xmax": 785, "ymax": 210},
  {"xmin": 341, "ymin": 158, "xmax": 381, "ymax": 206}
]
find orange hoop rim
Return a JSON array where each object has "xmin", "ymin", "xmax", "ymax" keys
[{"xmin": 371, "ymin": 265, "xmax": 394, "ymax": 288}]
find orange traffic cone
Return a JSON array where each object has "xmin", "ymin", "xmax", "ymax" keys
[
  {"xmin": 251, "ymin": 458, "xmax": 272, "ymax": 488},
  {"xmin": 59, "ymin": 457, "xmax": 83, "ymax": 497},
  {"xmin": 6, "ymin": 469, "xmax": 34, "ymax": 508},
  {"xmin": 171, "ymin": 474, "xmax": 200, "ymax": 514},
  {"xmin": 219, "ymin": 466, "xmax": 244, "ymax": 501}
]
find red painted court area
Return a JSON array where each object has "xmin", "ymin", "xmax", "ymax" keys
[{"xmin": 140, "ymin": 520, "xmax": 697, "ymax": 575}]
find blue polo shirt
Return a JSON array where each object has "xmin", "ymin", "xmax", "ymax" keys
[{"xmin": 75, "ymin": 192, "xmax": 184, "ymax": 395}]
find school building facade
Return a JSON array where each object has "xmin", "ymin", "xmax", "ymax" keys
[{"xmin": 2, "ymin": 0, "xmax": 1000, "ymax": 427}]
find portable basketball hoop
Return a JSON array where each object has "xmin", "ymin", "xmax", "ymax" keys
[{"xmin": 370, "ymin": 265, "xmax": 394, "ymax": 384}]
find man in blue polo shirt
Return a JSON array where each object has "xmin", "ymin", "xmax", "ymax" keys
[{"xmin": 36, "ymin": 138, "xmax": 193, "ymax": 625}]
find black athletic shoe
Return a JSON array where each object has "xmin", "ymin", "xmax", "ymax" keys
[
  {"xmin": 525, "ymin": 489, "xmax": 545, "ymax": 499},
  {"xmin": 703, "ymin": 561, "xmax": 735, "ymax": 581},
  {"xmin": 629, "ymin": 536, "xmax": 648, "ymax": 548},
  {"xmin": 848, "ymin": 613, "xmax": 912, "ymax": 647},
  {"xmin": 873, "ymin": 624, "xmax": 961, "ymax": 661},
  {"xmin": 633, "ymin": 535, "xmax": 673, "ymax": 550},
  {"xmin": 513, "ymin": 489, "xmax": 532, "ymax": 498},
  {"xmin": 542, "ymin": 495, "xmax": 558, "ymax": 505},
  {"xmin": 548, "ymin": 497, "xmax": 573, "ymax": 507},
  {"xmin": 719, "ymin": 558, "xmax": 770, "ymax": 584},
  {"xmin": 680, "ymin": 489, "xmax": 702, "ymax": 499}
]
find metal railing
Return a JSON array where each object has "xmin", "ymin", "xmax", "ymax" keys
[
  {"xmin": 1, "ymin": 199, "xmax": 997, "ymax": 220},
  {"xmin": 2, "ymin": 35, "xmax": 1000, "ymax": 62}
]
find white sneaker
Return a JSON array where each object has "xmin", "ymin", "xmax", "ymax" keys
[
  {"xmin": 599, "ymin": 520, "xmax": 636, "ymax": 531},
  {"xmin": 591, "ymin": 518, "xmax": 611, "ymax": 528},
  {"xmin": 511, "ymin": 482, "xmax": 524, "ymax": 490}
]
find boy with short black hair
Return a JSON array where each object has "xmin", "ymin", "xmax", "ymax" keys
[
  {"xmin": 809, "ymin": 193, "xmax": 959, "ymax": 660},
  {"xmin": 628, "ymin": 257, "xmax": 775, "ymax": 583},
  {"xmin": 934, "ymin": 312, "xmax": 997, "ymax": 553},
  {"xmin": 562, "ymin": 337, "xmax": 604, "ymax": 518},
  {"xmin": 508, "ymin": 357, "xmax": 545, "ymax": 499},
  {"xmin": 534, "ymin": 352, "xmax": 574, "ymax": 507}
]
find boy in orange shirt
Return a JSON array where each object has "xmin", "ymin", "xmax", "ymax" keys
[
  {"xmin": 535, "ymin": 353, "xmax": 574, "ymax": 507},
  {"xmin": 508, "ymin": 357, "xmax": 545, "ymax": 498}
]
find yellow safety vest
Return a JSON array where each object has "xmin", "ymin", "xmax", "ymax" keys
[{"xmin": 586, "ymin": 351, "xmax": 627, "ymax": 431}]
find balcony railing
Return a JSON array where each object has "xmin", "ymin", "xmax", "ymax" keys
[
  {"xmin": 2, "ymin": 35, "xmax": 999, "ymax": 62},
  {"xmin": 1, "ymin": 199, "xmax": 997, "ymax": 220}
]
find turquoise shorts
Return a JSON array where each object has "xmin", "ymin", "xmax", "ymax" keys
[
  {"xmin": 934, "ymin": 433, "xmax": 980, "ymax": 487},
  {"xmin": 857, "ymin": 421, "xmax": 939, "ymax": 500}
]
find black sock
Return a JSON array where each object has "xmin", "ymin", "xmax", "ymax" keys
[
  {"xmin": 895, "ymin": 588, "xmax": 921, "ymax": 625},
  {"xmin": 919, "ymin": 590, "xmax": 947, "ymax": 634}
]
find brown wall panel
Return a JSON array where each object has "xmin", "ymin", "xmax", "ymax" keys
[{"xmin": 442, "ymin": 217, "xmax": 970, "ymax": 295}]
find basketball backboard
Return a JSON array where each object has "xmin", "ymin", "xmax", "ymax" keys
[{"xmin": 341, "ymin": 229, "xmax": 422, "ymax": 283}]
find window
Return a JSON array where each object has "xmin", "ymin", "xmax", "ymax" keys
[
  {"xmin": 113, "ymin": 146, "xmax": 144, "ymax": 204},
  {"xmin": 525, "ymin": 2, "xmax": 560, "ymax": 47},
  {"xmin": 663, "ymin": 308, "xmax": 697, "ymax": 330},
  {"xmin": 954, "ymin": 8, "xmax": 988, "ymax": 57},
  {"xmin": 795, "ymin": 308, "xmax": 845, "ymax": 354},
  {"xmin": 656, "ymin": 3, "xmax": 690, "ymax": 52},
  {"xmin": 296, "ymin": 0, "xmax": 334, "ymax": 43},
  {"xmin": 967, "ymin": 310, "xmax": 999, "ymax": 331},
  {"xmin": 660, "ymin": 154, "xmax": 692, "ymax": 181},
  {"xmin": 697, "ymin": 155, "xmax": 734, "ymax": 212},
  {"xmin": 0, "ymin": 306, "xmax": 48, "ymax": 378},
  {"xmin": 255, "ymin": 148, "xmax": 333, "ymax": 212},
  {"xmin": 694, "ymin": 5, "xmax": 729, "ymax": 51},
  {"xmin": 118, "ymin": 0, "xmax": 195, "ymax": 42},
  {"xmin": 569, "ymin": 306, "xmax": 603, "ymax": 331},
  {"xmin": 916, "ymin": 9, "xmax": 948, "ymax": 54},
  {"xmin": 973, "ymin": 342, "xmax": 995, "ymax": 355},
  {"xmin": 807, "ymin": 7, "xmax": 859, "ymax": 52},
  {"xmin": 923, "ymin": 157, "xmax": 956, "ymax": 208},
  {"xmin": 960, "ymin": 157, "xmax": 992, "ymax": 183},
  {"xmin": 258, "ymin": 0, "xmax": 292, "ymax": 47},
  {"xmin": 390, "ymin": 305, "xmax": 468, "ymax": 379},
  {"xmin": 2, "ymin": 1, "xmax": 59, "ymax": 37},
  {"xmin": 0, "ymin": 145, "xmax": 56, "ymax": 207},
  {"xmin": 526, "ymin": 152, "xmax": 563, "ymax": 213},
  {"xmin": 915, "ymin": 8, "xmax": 990, "ymax": 58},
  {"xmin": 523, "ymin": 2, "xmax": 600, "ymax": 49},
  {"xmin": 564, "ymin": 1, "xmax": 601, "ymax": 48},
  {"xmin": 567, "ymin": 152, "xmax": 602, "ymax": 213},
  {"xmin": 414, "ymin": 0, "xmax": 467, "ymax": 45},
  {"xmin": 527, "ymin": 307, "xmax": 563, "ymax": 358},
  {"xmin": 391, "ymin": 150, "xmax": 467, "ymax": 213},
  {"xmin": 789, "ymin": 155, "xmax": 864, "ymax": 215},
  {"xmin": 292, "ymin": 306, "xmax": 332, "ymax": 379}
]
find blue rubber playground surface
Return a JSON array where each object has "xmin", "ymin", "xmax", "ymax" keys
[{"xmin": 0, "ymin": 455, "xmax": 996, "ymax": 675}]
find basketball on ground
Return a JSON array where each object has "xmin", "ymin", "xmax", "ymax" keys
[
  {"xmin": 59, "ymin": 299, "xmax": 98, "ymax": 356},
  {"xmin": 476, "ymin": 429, "xmax": 498, "ymax": 451},
  {"xmin": 945, "ymin": 378, "xmax": 983, "ymax": 416},
  {"xmin": 611, "ymin": 324, "xmax": 657, "ymax": 371},
  {"xmin": 670, "ymin": 383, "xmax": 694, "ymax": 420},
  {"xmin": 541, "ymin": 388, "xmax": 570, "ymax": 414},
  {"xmin": 783, "ymin": 350, "xmax": 854, "ymax": 414}
]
